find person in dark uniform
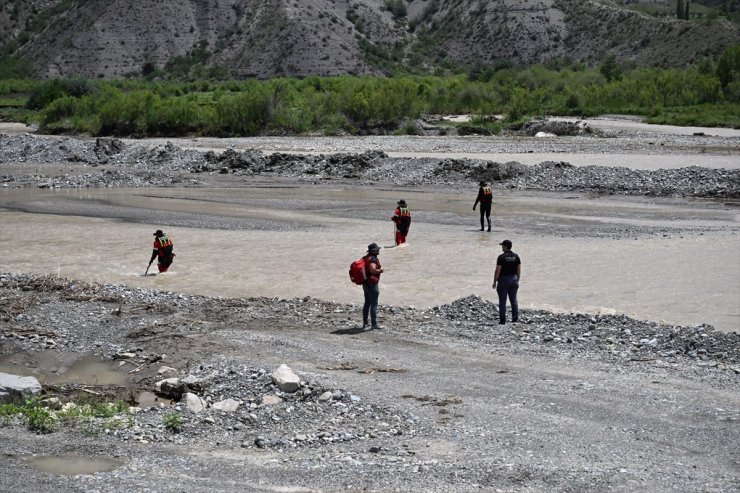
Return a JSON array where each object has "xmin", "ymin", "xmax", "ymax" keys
[
  {"xmin": 149, "ymin": 230, "xmax": 175, "ymax": 273},
  {"xmin": 362, "ymin": 243, "xmax": 384, "ymax": 330},
  {"xmin": 392, "ymin": 199, "xmax": 411, "ymax": 246},
  {"xmin": 492, "ymin": 239, "xmax": 520, "ymax": 324},
  {"xmin": 473, "ymin": 181, "xmax": 493, "ymax": 232}
]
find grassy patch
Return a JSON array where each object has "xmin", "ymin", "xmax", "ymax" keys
[
  {"xmin": 0, "ymin": 396, "xmax": 131, "ymax": 434},
  {"xmin": 163, "ymin": 411, "xmax": 183, "ymax": 432}
]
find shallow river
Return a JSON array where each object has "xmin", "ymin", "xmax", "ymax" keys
[{"xmin": 1, "ymin": 186, "xmax": 738, "ymax": 331}]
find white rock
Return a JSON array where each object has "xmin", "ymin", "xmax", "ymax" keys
[
  {"xmin": 181, "ymin": 392, "xmax": 207, "ymax": 413},
  {"xmin": 535, "ymin": 131, "xmax": 556, "ymax": 138},
  {"xmin": 155, "ymin": 377, "xmax": 181, "ymax": 396},
  {"xmin": 0, "ymin": 372, "xmax": 42, "ymax": 403},
  {"xmin": 157, "ymin": 366, "xmax": 177, "ymax": 375},
  {"xmin": 212, "ymin": 398, "xmax": 240, "ymax": 413},
  {"xmin": 270, "ymin": 364, "xmax": 301, "ymax": 393},
  {"xmin": 318, "ymin": 391, "xmax": 333, "ymax": 402},
  {"xmin": 262, "ymin": 394, "xmax": 283, "ymax": 406}
]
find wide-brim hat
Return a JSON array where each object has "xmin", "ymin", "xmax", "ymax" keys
[
  {"xmin": 397, "ymin": 199, "xmax": 406, "ymax": 206},
  {"xmin": 367, "ymin": 242, "xmax": 380, "ymax": 252},
  {"xmin": 153, "ymin": 229, "xmax": 164, "ymax": 236}
]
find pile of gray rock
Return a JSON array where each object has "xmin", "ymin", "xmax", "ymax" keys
[{"xmin": 1, "ymin": 134, "xmax": 737, "ymax": 198}]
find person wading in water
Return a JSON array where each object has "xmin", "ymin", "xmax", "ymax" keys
[
  {"xmin": 149, "ymin": 230, "xmax": 175, "ymax": 273},
  {"xmin": 392, "ymin": 199, "xmax": 411, "ymax": 246},
  {"xmin": 473, "ymin": 181, "xmax": 493, "ymax": 232}
]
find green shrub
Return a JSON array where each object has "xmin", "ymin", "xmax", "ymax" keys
[{"xmin": 163, "ymin": 411, "xmax": 183, "ymax": 432}]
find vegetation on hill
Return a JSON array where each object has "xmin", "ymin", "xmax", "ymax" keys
[{"xmin": 0, "ymin": 46, "xmax": 738, "ymax": 136}]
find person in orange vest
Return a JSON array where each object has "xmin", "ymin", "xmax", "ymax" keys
[
  {"xmin": 392, "ymin": 199, "xmax": 411, "ymax": 246},
  {"xmin": 148, "ymin": 230, "xmax": 175, "ymax": 273},
  {"xmin": 473, "ymin": 180, "xmax": 493, "ymax": 231}
]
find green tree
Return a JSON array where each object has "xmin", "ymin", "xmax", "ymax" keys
[
  {"xmin": 599, "ymin": 55, "xmax": 623, "ymax": 83},
  {"xmin": 716, "ymin": 45, "xmax": 740, "ymax": 90},
  {"xmin": 677, "ymin": 0, "xmax": 684, "ymax": 19}
]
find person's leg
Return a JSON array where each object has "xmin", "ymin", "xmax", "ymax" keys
[
  {"xmin": 509, "ymin": 278, "xmax": 519, "ymax": 322},
  {"xmin": 484, "ymin": 204, "xmax": 492, "ymax": 231},
  {"xmin": 395, "ymin": 229, "xmax": 402, "ymax": 246},
  {"xmin": 158, "ymin": 263, "xmax": 168, "ymax": 273},
  {"xmin": 362, "ymin": 284, "xmax": 371, "ymax": 327},
  {"xmin": 479, "ymin": 208, "xmax": 485, "ymax": 231},
  {"xmin": 496, "ymin": 279, "xmax": 508, "ymax": 324},
  {"xmin": 369, "ymin": 283, "xmax": 380, "ymax": 327}
]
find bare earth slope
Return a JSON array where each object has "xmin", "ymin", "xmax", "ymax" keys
[{"xmin": 5, "ymin": 0, "xmax": 739, "ymax": 78}]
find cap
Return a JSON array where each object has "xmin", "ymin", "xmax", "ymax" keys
[
  {"xmin": 153, "ymin": 230, "xmax": 164, "ymax": 236},
  {"xmin": 397, "ymin": 199, "xmax": 406, "ymax": 206},
  {"xmin": 499, "ymin": 239, "xmax": 512, "ymax": 247},
  {"xmin": 367, "ymin": 242, "xmax": 380, "ymax": 253}
]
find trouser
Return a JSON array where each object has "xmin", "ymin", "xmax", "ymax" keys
[
  {"xmin": 363, "ymin": 282, "xmax": 380, "ymax": 326},
  {"xmin": 496, "ymin": 275, "xmax": 519, "ymax": 324},
  {"xmin": 158, "ymin": 256, "xmax": 173, "ymax": 273},
  {"xmin": 480, "ymin": 203, "xmax": 491, "ymax": 230},
  {"xmin": 395, "ymin": 228, "xmax": 408, "ymax": 246}
]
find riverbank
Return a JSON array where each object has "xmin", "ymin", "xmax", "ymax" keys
[{"xmin": 1, "ymin": 273, "xmax": 738, "ymax": 492}]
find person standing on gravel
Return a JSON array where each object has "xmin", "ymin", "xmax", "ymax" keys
[
  {"xmin": 392, "ymin": 199, "xmax": 411, "ymax": 246},
  {"xmin": 492, "ymin": 239, "xmax": 520, "ymax": 324},
  {"xmin": 362, "ymin": 243, "xmax": 384, "ymax": 330},
  {"xmin": 473, "ymin": 181, "xmax": 493, "ymax": 232},
  {"xmin": 149, "ymin": 229, "xmax": 175, "ymax": 273}
]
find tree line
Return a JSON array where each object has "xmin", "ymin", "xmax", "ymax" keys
[{"xmin": 1, "ymin": 47, "xmax": 737, "ymax": 136}]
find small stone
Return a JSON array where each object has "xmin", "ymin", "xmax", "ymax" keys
[
  {"xmin": 262, "ymin": 394, "xmax": 283, "ymax": 406},
  {"xmin": 318, "ymin": 391, "xmax": 333, "ymax": 402},
  {"xmin": 212, "ymin": 398, "xmax": 240, "ymax": 413},
  {"xmin": 181, "ymin": 392, "xmax": 207, "ymax": 413},
  {"xmin": 157, "ymin": 366, "xmax": 177, "ymax": 375},
  {"xmin": 270, "ymin": 364, "xmax": 301, "ymax": 393},
  {"xmin": 113, "ymin": 352, "xmax": 136, "ymax": 360}
]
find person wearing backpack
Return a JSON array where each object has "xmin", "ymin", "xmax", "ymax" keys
[
  {"xmin": 362, "ymin": 243, "xmax": 384, "ymax": 330},
  {"xmin": 392, "ymin": 199, "xmax": 411, "ymax": 246},
  {"xmin": 473, "ymin": 181, "xmax": 493, "ymax": 232},
  {"xmin": 148, "ymin": 229, "xmax": 175, "ymax": 273}
]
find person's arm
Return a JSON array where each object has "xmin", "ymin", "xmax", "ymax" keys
[
  {"xmin": 474, "ymin": 188, "xmax": 482, "ymax": 210},
  {"xmin": 367, "ymin": 261, "xmax": 384, "ymax": 275},
  {"xmin": 149, "ymin": 249, "xmax": 158, "ymax": 264},
  {"xmin": 516, "ymin": 264, "xmax": 521, "ymax": 281},
  {"xmin": 492, "ymin": 265, "xmax": 501, "ymax": 288}
]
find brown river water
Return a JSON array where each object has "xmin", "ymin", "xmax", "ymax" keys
[{"xmin": 1, "ymin": 185, "xmax": 738, "ymax": 332}]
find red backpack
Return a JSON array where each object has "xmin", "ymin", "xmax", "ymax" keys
[{"xmin": 349, "ymin": 256, "xmax": 367, "ymax": 285}]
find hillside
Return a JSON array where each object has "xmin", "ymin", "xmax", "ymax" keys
[{"xmin": 0, "ymin": 0, "xmax": 738, "ymax": 79}]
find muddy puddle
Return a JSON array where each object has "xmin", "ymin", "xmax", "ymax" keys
[
  {"xmin": 1, "ymin": 185, "xmax": 738, "ymax": 331},
  {"xmin": 25, "ymin": 455, "xmax": 125, "ymax": 475},
  {"xmin": 0, "ymin": 352, "xmax": 128, "ymax": 386}
]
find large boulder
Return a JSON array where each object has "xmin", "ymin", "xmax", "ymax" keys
[
  {"xmin": 0, "ymin": 372, "xmax": 42, "ymax": 403},
  {"xmin": 270, "ymin": 364, "xmax": 301, "ymax": 393}
]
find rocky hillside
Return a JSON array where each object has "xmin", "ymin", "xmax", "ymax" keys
[{"xmin": 0, "ymin": 0, "xmax": 738, "ymax": 78}]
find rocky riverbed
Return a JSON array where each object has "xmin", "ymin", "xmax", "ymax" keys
[
  {"xmin": 1, "ymin": 126, "xmax": 739, "ymax": 492},
  {"xmin": 2, "ymin": 133, "xmax": 739, "ymax": 197},
  {"xmin": 1, "ymin": 273, "xmax": 738, "ymax": 492}
]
